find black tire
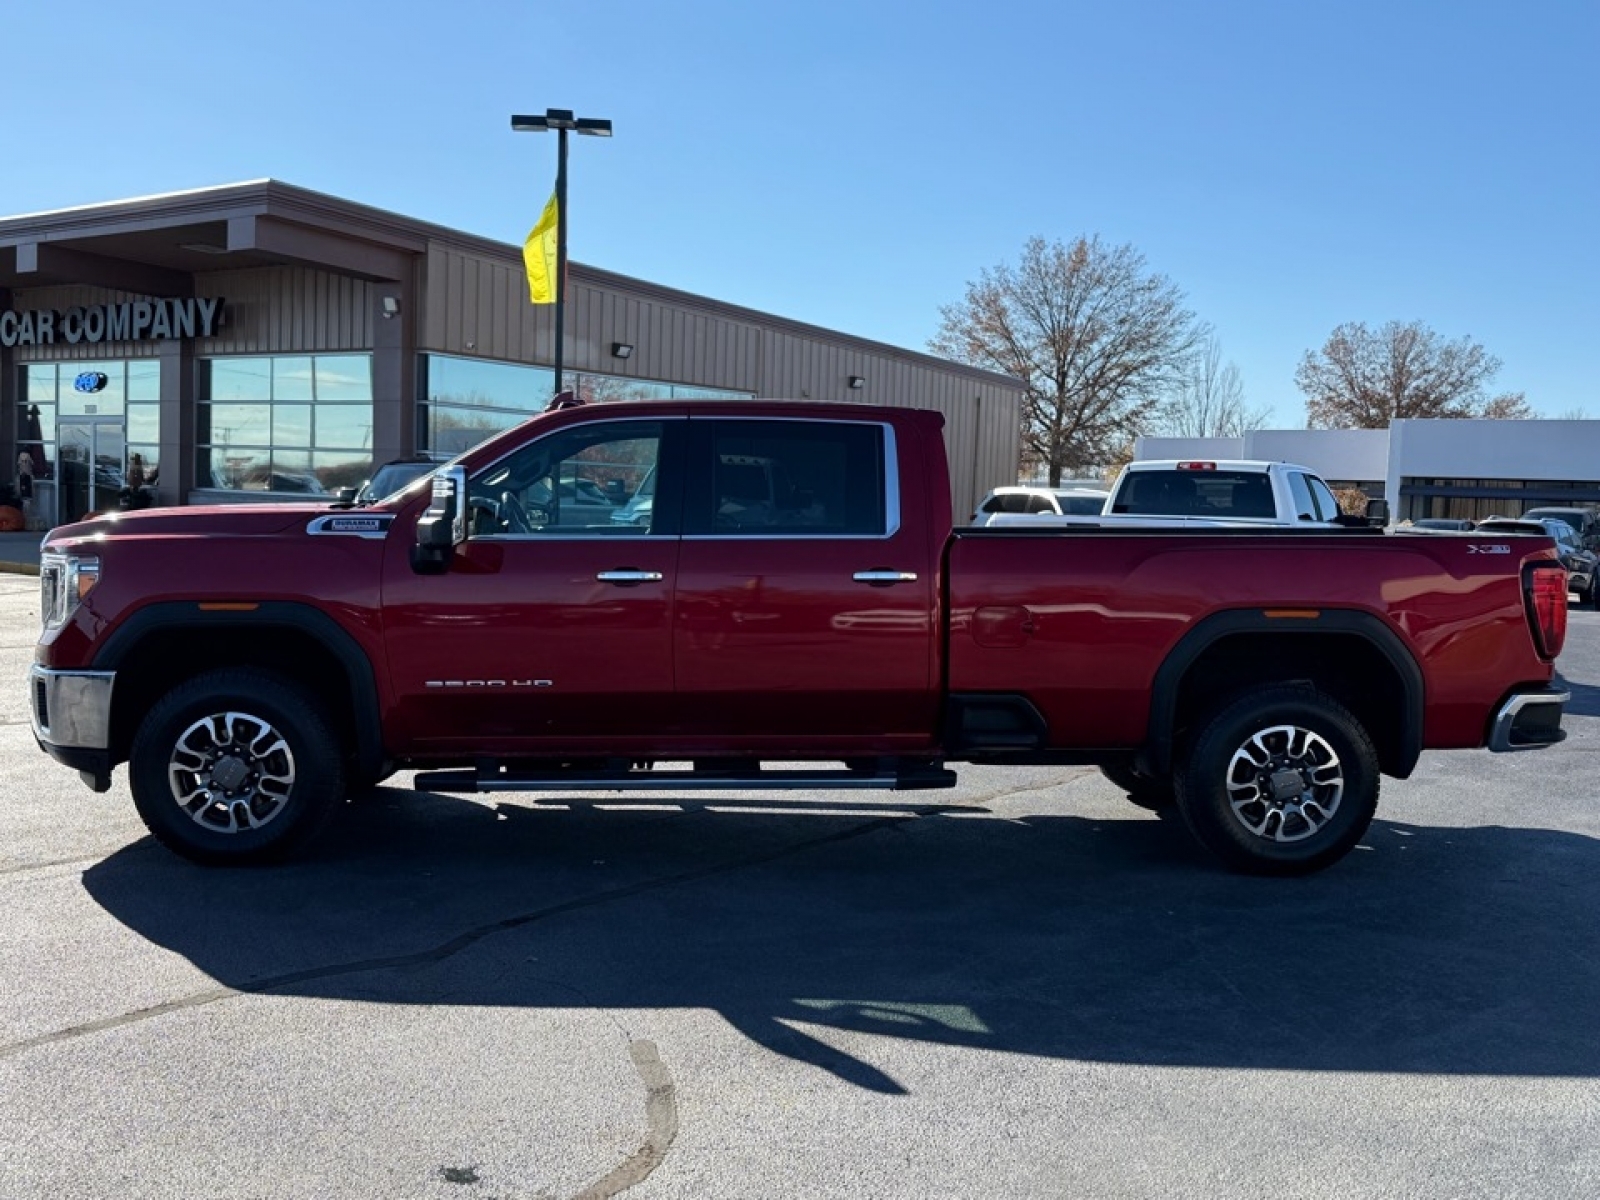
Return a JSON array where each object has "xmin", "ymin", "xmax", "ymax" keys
[
  {"xmin": 1098, "ymin": 761, "xmax": 1175, "ymax": 810},
  {"xmin": 129, "ymin": 669, "xmax": 347, "ymax": 865},
  {"xmin": 1173, "ymin": 685, "xmax": 1379, "ymax": 876}
]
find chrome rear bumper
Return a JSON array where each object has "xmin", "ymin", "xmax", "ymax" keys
[{"xmin": 1488, "ymin": 687, "xmax": 1568, "ymax": 752}]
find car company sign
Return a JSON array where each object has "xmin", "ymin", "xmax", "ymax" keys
[{"xmin": 0, "ymin": 297, "xmax": 226, "ymax": 347}]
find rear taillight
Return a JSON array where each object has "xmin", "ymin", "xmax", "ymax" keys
[{"xmin": 1525, "ymin": 563, "xmax": 1568, "ymax": 659}]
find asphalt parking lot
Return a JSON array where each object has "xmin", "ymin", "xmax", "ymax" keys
[{"xmin": 2, "ymin": 571, "xmax": 1599, "ymax": 1200}]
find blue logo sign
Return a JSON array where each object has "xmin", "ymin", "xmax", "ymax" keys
[{"xmin": 72, "ymin": 371, "xmax": 109, "ymax": 394}]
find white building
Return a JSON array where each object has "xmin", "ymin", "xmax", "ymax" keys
[{"xmin": 1134, "ymin": 420, "xmax": 1600, "ymax": 522}]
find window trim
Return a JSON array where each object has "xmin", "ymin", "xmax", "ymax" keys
[{"xmin": 679, "ymin": 416, "xmax": 900, "ymax": 541}]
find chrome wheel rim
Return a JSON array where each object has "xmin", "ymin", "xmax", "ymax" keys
[
  {"xmin": 1224, "ymin": 723, "xmax": 1343, "ymax": 843},
  {"xmin": 167, "ymin": 711, "xmax": 297, "ymax": 834}
]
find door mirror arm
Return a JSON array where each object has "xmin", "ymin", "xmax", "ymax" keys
[{"xmin": 411, "ymin": 466, "xmax": 469, "ymax": 575}]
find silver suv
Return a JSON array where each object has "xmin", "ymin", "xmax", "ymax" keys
[{"xmin": 1521, "ymin": 506, "xmax": 1600, "ymax": 555}]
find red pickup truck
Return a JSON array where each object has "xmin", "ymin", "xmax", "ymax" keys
[{"xmin": 30, "ymin": 400, "xmax": 1570, "ymax": 875}]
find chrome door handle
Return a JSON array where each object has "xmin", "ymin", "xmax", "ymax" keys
[
  {"xmin": 596, "ymin": 569, "xmax": 664, "ymax": 585},
  {"xmin": 853, "ymin": 570, "xmax": 919, "ymax": 586}
]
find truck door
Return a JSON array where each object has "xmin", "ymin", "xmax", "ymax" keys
[
  {"xmin": 381, "ymin": 417, "xmax": 684, "ymax": 755},
  {"xmin": 670, "ymin": 416, "xmax": 939, "ymax": 754}
]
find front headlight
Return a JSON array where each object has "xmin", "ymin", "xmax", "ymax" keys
[{"xmin": 40, "ymin": 552, "xmax": 100, "ymax": 630}]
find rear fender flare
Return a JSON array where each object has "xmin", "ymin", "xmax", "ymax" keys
[{"xmin": 1143, "ymin": 609, "xmax": 1424, "ymax": 780}]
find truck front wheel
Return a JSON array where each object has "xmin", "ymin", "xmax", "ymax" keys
[
  {"xmin": 1174, "ymin": 685, "xmax": 1378, "ymax": 876},
  {"xmin": 129, "ymin": 669, "xmax": 346, "ymax": 865}
]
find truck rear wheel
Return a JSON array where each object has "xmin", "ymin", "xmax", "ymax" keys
[
  {"xmin": 129, "ymin": 669, "xmax": 346, "ymax": 865},
  {"xmin": 1174, "ymin": 685, "xmax": 1378, "ymax": 876}
]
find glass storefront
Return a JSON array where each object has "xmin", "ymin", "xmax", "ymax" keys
[
  {"xmin": 195, "ymin": 354, "xmax": 373, "ymax": 496},
  {"xmin": 11, "ymin": 352, "xmax": 756, "ymax": 523},
  {"xmin": 1401, "ymin": 477, "xmax": 1600, "ymax": 523},
  {"xmin": 421, "ymin": 353, "xmax": 753, "ymax": 458},
  {"xmin": 17, "ymin": 361, "xmax": 159, "ymax": 525}
]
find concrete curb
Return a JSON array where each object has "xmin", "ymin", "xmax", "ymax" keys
[{"xmin": 0, "ymin": 562, "xmax": 40, "ymax": 577}]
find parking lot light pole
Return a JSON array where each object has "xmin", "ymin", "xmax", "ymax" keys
[{"xmin": 511, "ymin": 108, "xmax": 613, "ymax": 397}]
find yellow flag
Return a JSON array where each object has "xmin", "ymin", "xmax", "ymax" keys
[{"xmin": 522, "ymin": 191, "xmax": 559, "ymax": 304}]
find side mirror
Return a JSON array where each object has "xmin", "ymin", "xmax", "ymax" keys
[
  {"xmin": 411, "ymin": 466, "xmax": 468, "ymax": 575},
  {"xmin": 1364, "ymin": 497, "xmax": 1390, "ymax": 527},
  {"xmin": 332, "ymin": 486, "xmax": 357, "ymax": 508}
]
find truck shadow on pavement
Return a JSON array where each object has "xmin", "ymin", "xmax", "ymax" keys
[
  {"xmin": 81, "ymin": 793, "xmax": 1600, "ymax": 1093},
  {"xmin": 1555, "ymin": 671, "xmax": 1600, "ymax": 717}
]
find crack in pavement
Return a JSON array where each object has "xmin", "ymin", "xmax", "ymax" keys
[
  {"xmin": 1, "ymin": 805, "xmax": 947, "ymax": 1064},
  {"xmin": 2, "ymin": 788, "xmax": 1092, "ymax": 1192},
  {"xmin": 4, "ymin": 808, "xmax": 957, "ymax": 1193},
  {"xmin": 567, "ymin": 1039, "xmax": 678, "ymax": 1200}
]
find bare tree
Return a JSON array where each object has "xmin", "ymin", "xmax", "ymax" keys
[
  {"xmin": 1482, "ymin": 392, "xmax": 1535, "ymax": 420},
  {"xmin": 1159, "ymin": 332, "xmax": 1273, "ymax": 437},
  {"xmin": 930, "ymin": 236, "xmax": 1202, "ymax": 484},
  {"xmin": 1296, "ymin": 320, "xmax": 1530, "ymax": 427}
]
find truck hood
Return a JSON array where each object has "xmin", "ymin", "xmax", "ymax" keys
[{"xmin": 43, "ymin": 502, "xmax": 335, "ymax": 550}]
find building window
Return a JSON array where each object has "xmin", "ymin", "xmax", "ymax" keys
[
  {"xmin": 1399, "ymin": 476, "xmax": 1600, "ymax": 523},
  {"xmin": 569, "ymin": 373, "xmax": 754, "ymax": 404},
  {"xmin": 423, "ymin": 354, "xmax": 555, "ymax": 457},
  {"xmin": 19, "ymin": 359, "xmax": 163, "ymax": 488},
  {"xmin": 196, "ymin": 354, "xmax": 373, "ymax": 495},
  {"xmin": 420, "ymin": 354, "xmax": 758, "ymax": 461}
]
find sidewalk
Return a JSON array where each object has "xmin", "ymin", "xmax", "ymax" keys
[{"xmin": 0, "ymin": 531, "xmax": 43, "ymax": 576}]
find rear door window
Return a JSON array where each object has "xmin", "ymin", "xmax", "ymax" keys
[{"xmin": 683, "ymin": 419, "xmax": 888, "ymax": 536}]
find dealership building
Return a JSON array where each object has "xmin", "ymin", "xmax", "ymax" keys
[
  {"xmin": 0, "ymin": 180, "xmax": 1024, "ymax": 528},
  {"xmin": 1137, "ymin": 417, "xmax": 1600, "ymax": 523}
]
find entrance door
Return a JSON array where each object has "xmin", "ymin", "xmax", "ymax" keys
[{"xmin": 58, "ymin": 419, "xmax": 126, "ymax": 525}]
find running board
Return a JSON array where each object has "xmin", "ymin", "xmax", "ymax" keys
[{"xmin": 413, "ymin": 761, "xmax": 958, "ymax": 794}]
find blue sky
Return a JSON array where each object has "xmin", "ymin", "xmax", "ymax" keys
[{"xmin": 7, "ymin": 0, "xmax": 1596, "ymax": 424}]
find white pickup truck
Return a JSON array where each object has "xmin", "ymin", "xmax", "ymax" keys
[{"xmin": 988, "ymin": 459, "xmax": 1362, "ymax": 529}]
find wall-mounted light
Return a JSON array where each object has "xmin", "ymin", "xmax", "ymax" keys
[
  {"xmin": 612, "ymin": 342, "xmax": 634, "ymax": 359},
  {"xmin": 847, "ymin": 375, "xmax": 866, "ymax": 389},
  {"xmin": 381, "ymin": 296, "xmax": 401, "ymax": 319}
]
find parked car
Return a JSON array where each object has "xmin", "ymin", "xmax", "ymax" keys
[
  {"xmin": 1520, "ymin": 506, "xmax": 1600, "ymax": 554},
  {"xmin": 350, "ymin": 455, "xmax": 442, "ymax": 506},
  {"xmin": 610, "ymin": 465, "xmax": 657, "ymax": 528},
  {"xmin": 970, "ymin": 485, "xmax": 1110, "ymax": 526},
  {"xmin": 989, "ymin": 460, "xmax": 1372, "ymax": 530},
  {"xmin": 1406, "ymin": 517, "xmax": 1476, "ymax": 532},
  {"xmin": 1477, "ymin": 516, "xmax": 1598, "ymax": 605}
]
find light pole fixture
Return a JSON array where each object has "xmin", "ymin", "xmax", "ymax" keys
[{"xmin": 511, "ymin": 108, "xmax": 613, "ymax": 398}]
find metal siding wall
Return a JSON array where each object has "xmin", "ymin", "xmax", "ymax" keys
[
  {"xmin": 416, "ymin": 243, "xmax": 1019, "ymax": 509},
  {"xmin": 10, "ymin": 268, "xmax": 374, "ymax": 359},
  {"xmin": 749, "ymin": 329, "xmax": 1019, "ymax": 512},
  {"xmin": 198, "ymin": 267, "xmax": 374, "ymax": 354},
  {"xmin": 8, "ymin": 285, "xmax": 162, "ymax": 361}
]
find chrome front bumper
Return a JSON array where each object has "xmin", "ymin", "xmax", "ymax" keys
[
  {"xmin": 30, "ymin": 665, "xmax": 115, "ymax": 752},
  {"xmin": 1488, "ymin": 687, "xmax": 1569, "ymax": 752}
]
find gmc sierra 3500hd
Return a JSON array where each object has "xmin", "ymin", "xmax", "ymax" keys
[{"xmin": 31, "ymin": 399, "xmax": 1569, "ymax": 875}]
